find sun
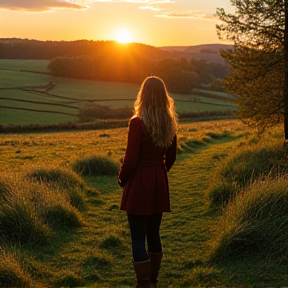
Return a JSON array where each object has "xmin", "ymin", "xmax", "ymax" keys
[{"xmin": 116, "ymin": 29, "xmax": 133, "ymax": 44}]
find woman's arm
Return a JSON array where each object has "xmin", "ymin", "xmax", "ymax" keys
[
  {"xmin": 165, "ymin": 135, "xmax": 177, "ymax": 172},
  {"xmin": 118, "ymin": 118, "xmax": 142, "ymax": 187}
]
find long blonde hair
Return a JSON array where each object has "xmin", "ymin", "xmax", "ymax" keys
[{"xmin": 133, "ymin": 76, "xmax": 178, "ymax": 148}]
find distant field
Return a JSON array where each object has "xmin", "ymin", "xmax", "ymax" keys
[{"xmin": 0, "ymin": 59, "xmax": 236, "ymax": 126}]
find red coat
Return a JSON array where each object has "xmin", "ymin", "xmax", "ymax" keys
[{"xmin": 118, "ymin": 117, "xmax": 177, "ymax": 215}]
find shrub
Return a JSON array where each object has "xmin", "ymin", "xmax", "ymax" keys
[
  {"xmin": 72, "ymin": 155, "xmax": 118, "ymax": 176},
  {"xmin": 27, "ymin": 167, "xmax": 87, "ymax": 209},
  {"xmin": 79, "ymin": 104, "xmax": 132, "ymax": 122},
  {"xmin": 208, "ymin": 175, "xmax": 288, "ymax": 263}
]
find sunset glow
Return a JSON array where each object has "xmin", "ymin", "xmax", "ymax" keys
[
  {"xmin": 0, "ymin": 1, "xmax": 233, "ymax": 46},
  {"xmin": 116, "ymin": 30, "xmax": 133, "ymax": 44}
]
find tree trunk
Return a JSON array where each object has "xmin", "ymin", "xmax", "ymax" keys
[{"xmin": 284, "ymin": 0, "xmax": 288, "ymax": 145}]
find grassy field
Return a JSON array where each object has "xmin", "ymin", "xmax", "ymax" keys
[
  {"xmin": 0, "ymin": 59, "xmax": 236, "ymax": 126},
  {"xmin": 1, "ymin": 119, "xmax": 288, "ymax": 287}
]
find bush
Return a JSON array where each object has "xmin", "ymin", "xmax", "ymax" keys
[
  {"xmin": 79, "ymin": 104, "xmax": 132, "ymax": 122},
  {"xmin": 72, "ymin": 155, "xmax": 119, "ymax": 176},
  {"xmin": 208, "ymin": 175, "xmax": 288, "ymax": 263},
  {"xmin": 209, "ymin": 145, "xmax": 286, "ymax": 205}
]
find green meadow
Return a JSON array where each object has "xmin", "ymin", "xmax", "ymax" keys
[
  {"xmin": 0, "ymin": 59, "xmax": 236, "ymax": 126},
  {"xmin": 1, "ymin": 119, "xmax": 288, "ymax": 287},
  {"xmin": 1, "ymin": 59, "xmax": 287, "ymax": 287}
]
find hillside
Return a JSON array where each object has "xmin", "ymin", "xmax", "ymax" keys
[
  {"xmin": 0, "ymin": 38, "xmax": 232, "ymax": 64},
  {"xmin": 1, "ymin": 120, "xmax": 287, "ymax": 287},
  {"xmin": 162, "ymin": 43, "xmax": 233, "ymax": 64}
]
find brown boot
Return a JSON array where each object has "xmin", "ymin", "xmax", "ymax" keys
[
  {"xmin": 133, "ymin": 259, "xmax": 151, "ymax": 288},
  {"xmin": 148, "ymin": 251, "xmax": 163, "ymax": 284}
]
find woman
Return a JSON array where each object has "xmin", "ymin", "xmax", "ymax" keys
[{"xmin": 118, "ymin": 76, "xmax": 178, "ymax": 288}]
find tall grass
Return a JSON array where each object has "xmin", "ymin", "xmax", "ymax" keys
[
  {"xmin": 72, "ymin": 155, "xmax": 119, "ymax": 176},
  {"xmin": 0, "ymin": 170, "xmax": 85, "ymax": 245},
  {"xmin": 0, "ymin": 169, "xmax": 87, "ymax": 287},
  {"xmin": 208, "ymin": 175, "xmax": 288, "ymax": 264},
  {"xmin": 27, "ymin": 166, "xmax": 88, "ymax": 210},
  {"xmin": 0, "ymin": 247, "xmax": 31, "ymax": 287},
  {"xmin": 209, "ymin": 145, "xmax": 287, "ymax": 205},
  {"xmin": 0, "ymin": 175, "xmax": 50, "ymax": 245}
]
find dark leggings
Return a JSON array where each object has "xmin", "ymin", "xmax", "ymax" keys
[{"xmin": 127, "ymin": 213, "xmax": 163, "ymax": 262}]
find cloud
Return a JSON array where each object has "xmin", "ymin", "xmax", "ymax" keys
[
  {"xmin": 155, "ymin": 10, "xmax": 216, "ymax": 20},
  {"xmin": 0, "ymin": 0, "xmax": 175, "ymax": 11},
  {"xmin": 0, "ymin": 0, "xmax": 89, "ymax": 11},
  {"xmin": 0, "ymin": 0, "xmax": 177, "ymax": 12},
  {"xmin": 139, "ymin": 0, "xmax": 173, "ymax": 11},
  {"xmin": 0, "ymin": 0, "xmax": 214, "ymax": 21}
]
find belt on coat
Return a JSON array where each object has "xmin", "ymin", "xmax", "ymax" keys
[{"xmin": 137, "ymin": 159, "xmax": 165, "ymax": 166}]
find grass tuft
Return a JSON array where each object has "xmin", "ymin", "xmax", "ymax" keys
[
  {"xmin": 44, "ymin": 204, "xmax": 83, "ymax": 228},
  {"xmin": 99, "ymin": 235, "xmax": 123, "ymax": 250},
  {"xmin": 205, "ymin": 130, "xmax": 230, "ymax": 139},
  {"xmin": 0, "ymin": 176, "xmax": 50, "ymax": 245},
  {"xmin": 0, "ymin": 247, "xmax": 31, "ymax": 287},
  {"xmin": 209, "ymin": 145, "xmax": 286, "ymax": 205},
  {"xmin": 27, "ymin": 166, "xmax": 87, "ymax": 210},
  {"xmin": 208, "ymin": 175, "xmax": 288, "ymax": 264},
  {"xmin": 72, "ymin": 155, "xmax": 119, "ymax": 176},
  {"xmin": 0, "ymin": 172, "xmax": 84, "ymax": 246},
  {"xmin": 55, "ymin": 273, "xmax": 85, "ymax": 288}
]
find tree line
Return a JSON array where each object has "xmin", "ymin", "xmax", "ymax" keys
[
  {"xmin": 48, "ymin": 53, "xmax": 227, "ymax": 93},
  {"xmin": 0, "ymin": 39, "xmax": 174, "ymax": 60},
  {"xmin": 0, "ymin": 39, "xmax": 228, "ymax": 93}
]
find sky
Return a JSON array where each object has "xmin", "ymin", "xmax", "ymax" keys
[{"xmin": 0, "ymin": 0, "xmax": 234, "ymax": 47}]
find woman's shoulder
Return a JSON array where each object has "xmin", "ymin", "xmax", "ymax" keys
[
  {"xmin": 129, "ymin": 116, "xmax": 143, "ymax": 125},
  {"xmin": 129, "ymin": 117, "xmax": 145, "ymax": 132}
]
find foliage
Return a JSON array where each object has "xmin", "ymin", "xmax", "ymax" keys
[
  {"xmin": 208, "ymin": 175, "xmax": 288, "ymax": 264},
  {"xmin": 222, "ymin": 46, "xmax": 284, "ymax": 130},
  {"xmin": 48, "ymin": 55, "xmax": 95, "ymax": 79},
  {"xmin": 72, "ymin": 155, "xmax": 119, "ymax": 176},
  {"xmin": 0, "ymin": 120, "xmax": 128, "ymax": 133},
  {"xmin": 48, "ymin": 54, "xmax": 226, "ymax": 93},
  {"xmin": 217, "ymin": 0, "xmax": 285, "ymax": 130},
  {"xmin": 217, "ymin": 0, "xmax": 284, "ymax": 49},
  {"xmin": 78, "ymin": 104, "xmax": 133, "ymax": 122}
]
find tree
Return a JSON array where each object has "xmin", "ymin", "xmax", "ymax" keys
[{"xmin": 217, "ymin": 0, "xmax": 287, "ymax": 141}]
